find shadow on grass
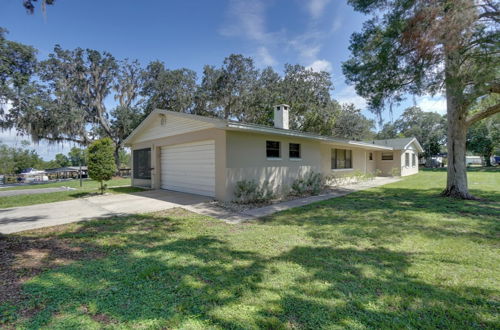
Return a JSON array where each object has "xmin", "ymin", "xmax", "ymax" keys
[
  {"xmin": 259, "ymin": 185, "xmax": 500, "ymax": 246},
  {"xmin": 108, "ymin": 186, "xmax": 144, "ymax": 194},
  {"xmin": 2, "ymin": 208, "xmax": 497, "ymax": 328},
  {"xmin": 422, "ymin": 166, "xmax": 500, "ymax": 173}
]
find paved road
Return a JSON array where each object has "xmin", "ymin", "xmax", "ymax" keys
[{"xmin": 0, "ymin": 187, "xmax": 75, "ymax": 197}]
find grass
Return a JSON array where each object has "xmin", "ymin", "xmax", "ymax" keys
[
  {"xmin": 0, "ymin": 178, "xmax": 143, "ymax": 209},
  {"xmin": 1, "ymin": 170, "xmax": 499, "ymax": 328},
  {"xmin": 0, "ymin": 177, "xmax": 132, "ymax": 191}
]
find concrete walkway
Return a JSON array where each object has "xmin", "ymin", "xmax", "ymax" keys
[
  {"xmin": 0, "ymin": 187, "xmax": 75, "ymax": 197},
  {"xmin": 0, "ymin": 177, "xmax": 399, "ymax": 233},
  {"xmin": 0, "ymin": 190, "xmax": 212, "ymax": 234}
]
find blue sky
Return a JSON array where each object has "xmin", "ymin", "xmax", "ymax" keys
[{"xmin": 0, "ymin": 0, "xmax": 445, "ymax": 160}]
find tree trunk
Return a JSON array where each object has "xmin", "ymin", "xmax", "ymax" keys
[
  {"xmin": 484, "ymin": 153, "xmax": 492, "ymax": 167},
  {"xmin": 114, "ymin": 146, "xmax": 121, "ymax": 175},
  {"xmin": 441, "ymin": 88, "xmax": 475, "ymax": 199}
]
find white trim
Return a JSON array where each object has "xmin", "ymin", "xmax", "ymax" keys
[
  {"xmin": 331, "ymin": 168, "xmax": 354, "ymax": 172},
  {"xmin": 289, "ymin": 158, "xmax": 302, "ymax": 161},
  {"xmin": 125, "ymin": 109, "xmax": 395, "ymax": 150},
  {"xmin": 226, "ymin": 123, "xmax": 393, "ymax": 150},
  {"xmin": 267, "ymin": 158, "xmax": 282, "ymax": 161},
  {"xmin": 403, "ymin": 138, "xmax": 424, "ymax": 153}
]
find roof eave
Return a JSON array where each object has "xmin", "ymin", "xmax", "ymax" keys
[{"xmin": 226, "ymin": 123, "xmax": 393, "ymax": 150}]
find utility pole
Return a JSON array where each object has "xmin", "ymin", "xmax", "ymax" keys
[{"xmin": 79, "ymin": 155, "xmax": 83, "ymax": 188}]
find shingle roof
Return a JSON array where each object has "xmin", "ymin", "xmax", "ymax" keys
[{"xmin": 366, "ymin": 138, "xmax": 420, "ymax": 150}]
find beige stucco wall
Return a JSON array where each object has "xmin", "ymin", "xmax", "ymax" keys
[
  {"xmin": 224, "ymin": 131, "xmax": 379, "ymax": 201},
  {"xmin": 320, "ymin": 145, "xmax": 370, "ymax": 179},
  {"xmin": 131, "ymin": 128, "xmax": 227, "ymax": 200},
  {"xmin": 400, "ymin": 149, "xmax": 419, "ymax": 176},
  {"xmin": 224, "ymin": 131, "xmax": 322, "ymax": 200},
  {"xmin": 374, "ymin": 150, "xmax": 402, "ymax": 176}
]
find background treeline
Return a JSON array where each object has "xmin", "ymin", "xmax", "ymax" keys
[
  {"xmin": 1, "ymin": 29, "xmax": 498, "ymax": 170},
  {"xmin": 1, "ymin": 29, "xmax": 374, "ymax": 169}
]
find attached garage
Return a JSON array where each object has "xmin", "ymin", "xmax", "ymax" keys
[{"xmin": 160, "ymin": 140, "xmax": 216, "ymax": 197}]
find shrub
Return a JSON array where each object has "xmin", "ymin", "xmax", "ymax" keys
[
  {"xmin": 234, "ymin": 179, "xmax": 274, "ymax": 204},
  {"xmin": 391, "ymin": 167, "xmax": 401, "ymax": 177},
  {"xmin": 352, "ymin": 170, "xmax": 365, "ymax": 182},
  {"xmin": 87, "ymin": 138, "xmax": 117, "ymax": 194},
  {"xmin": 290, "ymin": 171, "xmax": 324, "ymax": 196}
]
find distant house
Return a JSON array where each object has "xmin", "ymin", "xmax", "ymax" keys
[
  {"xmin": 367, "ymin": 138, "xmax": 424, "ymax": 176},
  {"xmin": 124, "ymin": 106, "xmax": 423, "ymax": 201},
  {"xmin": 19, "ymin": 168, "xmax": 48, "ymax": 182},
  {"xmin": 45, "ymin": 166, "xmax": 88, "ymax": 179}
]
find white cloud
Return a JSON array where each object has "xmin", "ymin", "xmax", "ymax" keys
[
  {"xmin": 307, "ymin": 59, "xmax": 332, "ymax": 72},
  {"xmin": 256, "ymin": 47, "xmax": 277, "ymax": 66},
  {"xmin": 334, "ymin": 85, "xmax": 368, "ymax": 109},
  {"xmin": 416, "ymin": 95, "xmax": 447, "ymax": 114},
  {"xmin": 219, "ymin": 0, "xmax": 270, "ymax": 42},
  {"xmin": 331, "ymin": 15, "xmax": 342, "ymax": 33},
  {"xmin": 307, "ymin": 0, "xmax": 331, "ymax": 19}
]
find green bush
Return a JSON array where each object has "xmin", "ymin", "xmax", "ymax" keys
[
  {"xmin": 234, "ymin": 180, "xmax": 274, "ymax": 204},
  {"xmin": 87, "ymin": 138, "xmax": 117, "ymax": 194},
  {"xmin": 290, "ymin": 171, "xmax": 324, "ymax": 196},
  {"xmin": 391, "ymin": 167, "xmax": 401, "ymax": 177}
]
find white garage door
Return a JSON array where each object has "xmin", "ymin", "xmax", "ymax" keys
[{"xmin": 160, "ymin": 140, "xmax": 215, "ymax": 197}]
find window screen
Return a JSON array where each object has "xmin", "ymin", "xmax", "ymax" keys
[
  {"xmin": 133, "ymin": 148, "xmax": 151, "ymax": 179},
  {"xmin": 331, "ymin": 149, "xmax": 352, "ymax": 169},
  {"xmin": 382, "ymin": 152, "xmax": 393, "ymax": 160},
  {"xmin": 405, "ymin": 153, "xmax": 410, "ymax": 167},
  {"xmin": 412, "ymin": 153, "xmax": 416, "ymax": 167},
  {"xmin": 289, "ymin": 143, "xmax": 301, "ymax": 158},
  {"xmin": 266, "ymin": 141, "xmax": 281, "ymax": 158}
]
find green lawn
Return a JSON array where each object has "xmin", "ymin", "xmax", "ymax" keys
[
  {"xmin": 0, "ymin": 178, "xmax": 143, "ymax": 209},
  {"xmin": 1, "ymin": 170, "xmax": 499, "ymax": 328},
  {"xmin": 0, "ymin": 177, "xmax": 132, "ymax": 191}
]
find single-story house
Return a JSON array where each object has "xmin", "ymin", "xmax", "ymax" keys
[
  {"xmin": 45, "ymin": 166, "xmax": 88, "ymax": 179},
  {"xmin": 124, "ymin": 105, "xmax": 423, "ymax": 201}
]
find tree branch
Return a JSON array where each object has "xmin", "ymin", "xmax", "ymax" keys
[{"xmin": 466, "ymin": 102, "xmax": 500, "ymax": 126}]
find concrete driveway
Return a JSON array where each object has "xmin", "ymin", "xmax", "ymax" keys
[{"xmin": 0, "ymin": 190, "xmax": 213, "ymax": 234}]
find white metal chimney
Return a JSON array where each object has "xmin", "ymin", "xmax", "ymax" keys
[{"xmin": 274, "ymin": 104, "xmax": 289, "ymax": 129}]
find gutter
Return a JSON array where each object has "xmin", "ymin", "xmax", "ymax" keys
[{"xmin": 225, "ymin": 123, "xmax": 393, "ymax": 151}]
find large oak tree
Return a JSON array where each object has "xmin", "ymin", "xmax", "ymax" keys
[{"xmin": 343, "ymin": 0, "xmax": 500, "ymax": 199}]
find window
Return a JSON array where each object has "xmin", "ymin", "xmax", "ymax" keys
[
  {"xmin": 133, "ymin": 148, "xmax": 151, "ymax": 179},
  {"xmin": 405, "ymin": 153, "xmax": 410, "ymax": 167},
  {"xmin": 412, "ymin": 153, "xmax": 416, "ymax": 167},
  {"xmin": 331, "ymin": 148, "xmax": 352, "ymax": 169},
  {"xmin": 266, "ymin": 141, "xmax": 281, "ymax": 158},
  {"xmin": 289, "ymin": 143, "xmax": 301, "ymax": 159},
  {"xmin": 382, "ymin": 152, "xmax": 393, "ymax": 160},
  {"xmin": 369, "ymin": 152, "xmax": 373, "ymax": 161}
]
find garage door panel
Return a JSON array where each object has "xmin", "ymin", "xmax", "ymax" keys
[{"xmin": 160, "ymin": 140, "xmax": 216, "ymax": 197}]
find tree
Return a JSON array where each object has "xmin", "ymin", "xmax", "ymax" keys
[
  {"xmin": 197, "ymin": 54, "xmax": 258, "ymax": 120},
  {"xmin": 141, "ymin": 61, "xmax": 197, "ymax": 115},
  {"xmin": 467, "ymin": 97, "xmax": 500, "ymax": 166},
  {"xmin": 118, "ymin": 149, "xmax": 131, "ymax": 168},
  {"xmin": 2, "ymin": 45, "xmax": 144, "ymax": 169},
  {"xmin": 332, "ymin": 103, "xmax": 375, "ymax": 140},
  {"xmin": 22, "ymin": 0, "xmax": 55, "ymax": 14},
  {"xmin": 377, "ymin": 106, "xmax": 446, "ymax": 157},
  {"xmin": 279, "ymin": 64, "xmax": 333, "ymax": 131},
  {"xmin": 343, "ymin": 0, "xmax": 500, "ymax": 199},
  {"xmin": 0, "ymin": 28, "xmax": 37, "ymax": 111},
  {"xmin": 0, "ymin": 143, "xmax": 44, "ymax": 174},
  {"xmin": 54, "ymin": 153, "xmax": 70, "ymax": 167},
  {"xmin": 68, "ymin": 147, "xmax": 87, "ymax": 166},
  {"xmin": 87, "ymin": 138, "xmax": 116, "ymax": 194}
]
